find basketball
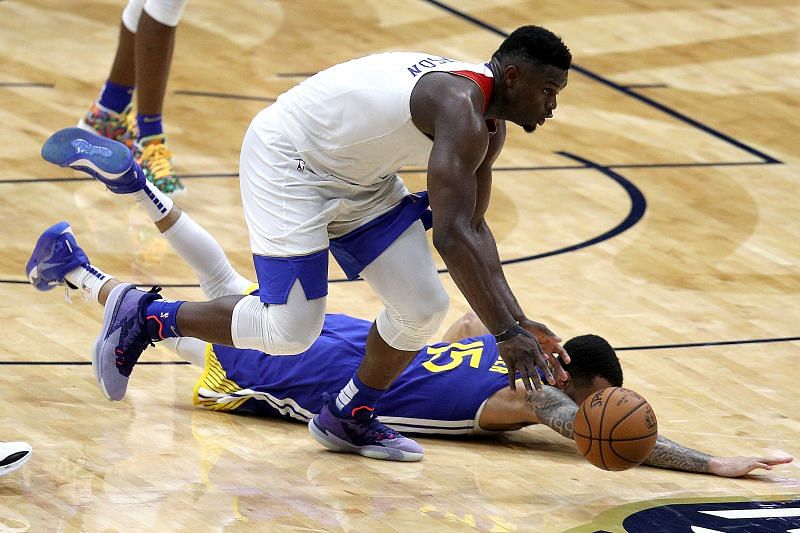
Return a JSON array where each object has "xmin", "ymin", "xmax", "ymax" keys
[{"xmin": 573, "ymin": 387, "xmax": 658, "ymax": 471}]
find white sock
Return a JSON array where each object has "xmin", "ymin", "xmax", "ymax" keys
[
  {"xmin": 64, "ymin": 264, "xmax": 112, "ymax": 303},
  {"xmin": 132, "ymin": 180, "xmax": 173, "ymax": 222},
  {"xmin": 162, "ymin": 213, "xmax": 252, "ymax": 298}
]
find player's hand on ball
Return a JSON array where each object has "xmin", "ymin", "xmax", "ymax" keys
[
  {"xmin": 708, "ymin": 455, "xmax": 793, "ymax": 478},
  {"xmin": 497, "ymin": 332, "xmax": 552, "ymax": 391},
  {"xmin": 520, "ymin": 318, "xmax": 570, "ymax": 382}
]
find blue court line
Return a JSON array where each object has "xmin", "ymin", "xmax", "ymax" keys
[
  {"xmin": 2, "ymin": 335, "xmax": 798, "ymax": 364},
  {"xmin": 615, "ymin": 336, "xmax": 800, "ymax": 351},
  {"xmin": 420, "ymin": 0, "xmax": 781, "ymax": 164},
  {"xmin": 173, "ymin": 90, "xmax": 274, "ymax": 103},
  {"xmin": 1, "ymin": 153, "xmax": 642, "ymax": 287}
]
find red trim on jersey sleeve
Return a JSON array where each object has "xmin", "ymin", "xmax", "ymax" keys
[{"xmin": 450, "ymin": 70, "xmax": 494, "ymax": 114}]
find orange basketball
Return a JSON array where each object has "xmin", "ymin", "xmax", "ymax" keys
[{"xmin": 573, "ymin": 387, "xmax": 658, "ymax": 471}]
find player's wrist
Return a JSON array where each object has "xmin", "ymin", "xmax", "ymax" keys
[{"xmin": 493, "ymin": 323, "xmax": 533, "ymax": 344}]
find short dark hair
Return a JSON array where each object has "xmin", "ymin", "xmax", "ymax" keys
[
  {"xmin": 562, "ymin": 334, "xmax": 623, "ymax": 388},
  {"xmin": 492, "ymin": 25, "xmax": 572, "ymax": 71}
]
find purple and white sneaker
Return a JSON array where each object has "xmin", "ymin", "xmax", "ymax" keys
[
  {"xmin": 41, "ymin": 127, "xmax": 145, "ymax": 194},
  {"xmin": 93, "ymin": 283, "xmax": 162, "ymax": 401},
  {"xmin": 309, "ymin": 395, "xmax": 423, "ymax": 462},
  {"xmin": 26, "ymin": 221, "xmax": 89, "ymax": 291}
]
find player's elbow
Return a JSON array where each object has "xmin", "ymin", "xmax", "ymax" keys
[{"xmin": 432, "ymin": 224, "xmax": 463, "ymax": 258}]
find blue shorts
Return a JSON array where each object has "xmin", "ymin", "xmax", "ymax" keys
[
  {"xmin": 193, "ymin": 314, "xmax": 510, "ymax": 435},
  {"xmin": 253, "ymin": 192, "xmax": 432, "ymax": 304}
]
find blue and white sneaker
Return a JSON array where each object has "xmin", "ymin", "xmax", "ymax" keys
[
  {"xmin": 93, "ymin": 283, "xmax": 163, "ymax": 401},
  {"xmin": 41, "ymin": 127, "xmax": 145, "ymax": 194},
  {"xmin": 26, "ymin": 221, "xmax": 89, "ymax": 291},
  {"xmin": 309, "ymin": 394, "xmax": 424, "ymax": 462}
]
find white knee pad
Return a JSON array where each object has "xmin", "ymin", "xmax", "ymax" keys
[
  {"xmin": 122, "ymin": 0, "xmax": 147, "ymax": 32},
  {"xmin": 230, "ymin": 282, "xmax": 326, "ymax": 355},
  {"xmin": 376, "ymin": 285, "xmax": 449, "ymax": 351},
  {"xmin": 143, "ymin": 0, "xmax": 188, "ymax": 27}
]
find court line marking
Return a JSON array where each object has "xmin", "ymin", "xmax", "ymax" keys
[
  {"xmin": 0, "ymin": 158, "xmax": 775, "ymax": 185},
  {"xmin": 615, "ymin": 336, "xmax": 800, "ymax": 351},
  {"xmin": 173, "ymin": 89, "xmax": 274, "ymax": 102},
  {"xmin": 0, "ymin": 82, "xmax": 54, "ymax": 88}
]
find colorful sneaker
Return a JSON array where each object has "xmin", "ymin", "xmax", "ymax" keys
[
  {"xmin": 93, "ymin": 283, "xmax": 163, "ymax": 401},
  {"xmin": 0, "ymin": 442, "xmax": 32, "ymax": 477},
  {"xmin": 135, "ymin": 135, "xmax": 184, "ymax": 195},
  {"xmin": 78, "ymin": 102, "xmax": 138, "ymax": 150},
  {"xmin": 41, "ymin": 127, "xmax": 146, "ymax": 194},
  {"xmin": 26, "ymin": 221, "xmax": 89, "ymax": 291},
  {"xmin": 309, "ymin": 395, "xmax": 423, "ymax": 462}
]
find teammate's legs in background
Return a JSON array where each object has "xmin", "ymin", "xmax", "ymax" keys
[
  {"xmin": 79, "ymin": 0, "xmax": 186, "ymax": 194},
  {"xmin": 78, "ymin": 0, "xmax": 143, "ymax": 148},
  {"xmin": 132, "ymin": 0, "xmax": 188, "ymax": 194}
]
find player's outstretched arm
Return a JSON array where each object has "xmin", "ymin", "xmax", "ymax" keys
[
  {"xmin": 526, "ymin": 388, "xmax": 795, "ymax": 477},
  {"xmin": 643, "ymin": 435, "xmax": 793, "ymax": 477}
]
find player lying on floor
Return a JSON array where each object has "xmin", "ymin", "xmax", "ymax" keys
[{"xmin": 26, "ymin": 195, "xmax": 792, "ymax": 475}]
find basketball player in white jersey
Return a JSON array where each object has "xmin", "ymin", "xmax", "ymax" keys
[{"xmin": 40, "ymin": 25, "xmax": 573, "ymax": 461}]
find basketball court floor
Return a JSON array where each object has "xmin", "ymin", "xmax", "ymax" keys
[{"xmin": 1, "ymin": 1, "xmax": 798, "ymax": 531}]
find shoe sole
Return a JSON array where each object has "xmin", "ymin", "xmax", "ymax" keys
[
  {"xmin": 0, "ymin": 445, "xmax": 32, "ymax": 477},
  {"xmin": 26, "ymin": 221, "xmax": 71, "ymax": 290},
  {"xmin": 42, "ymin": 127, "xmax": 131, "ymax": 179},
  {"xmin": 308, "ymin": 418, "xmax": 423, "ymax": 462},
  {"xmin": 92, "ymin": 282, "xmax": 134, "ymax": 400}
]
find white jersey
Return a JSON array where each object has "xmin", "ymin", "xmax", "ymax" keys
[{"xmin": 265, "ymin": 52, "xmax": 494, "ymax": 185}]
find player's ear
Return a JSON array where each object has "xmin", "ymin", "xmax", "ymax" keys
[{"xmin": 503, "ymin": 64, "xmax": 522, "ymax": 88}]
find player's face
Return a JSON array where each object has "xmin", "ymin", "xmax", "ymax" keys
[
  {"xmin": 562, "ymin": 376, "xmax": 614, "ymax": 406},
  {"xmin": 503, "ymin": 63, "xmax": 568, "ymax": 133}
]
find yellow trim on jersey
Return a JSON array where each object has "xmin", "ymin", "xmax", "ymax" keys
[
  {"xmin": 192, "ymin": 344, "xmax": 251, "ymax": 411},
  {"xmin": 243, "ymin": 282, "xmax": 259, "ymax": 296}
]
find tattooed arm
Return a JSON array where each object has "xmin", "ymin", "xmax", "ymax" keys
[
  {"xmin": 527, "ymin": 386, "xmax": 578, "ymax": 440},
  {"xmin": 644, "ymin": 436, "xmax": 793, "ymax": 477},
  {"xmin": 644, "ymin": 435, "xmax": 711, "ymax": 473},
  {"xmin": 526, "ymin": 387, "xmax": 793, "ymax": 477}
]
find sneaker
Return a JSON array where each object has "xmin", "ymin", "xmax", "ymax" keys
[
  {"xmin": 41, "ymin": 127, "xmax": 145, "ymax": 194},
  {"xmin": 26, "ymin": 221, "xmax": 89, "ymax": 291},
  {"xmin": 0, "ymin": 442, "xmax": 32, "ymax": 477},
  {"xmin": 308, "ymin": 395, "xmax": 423, "ymax": 462},
  {"xmin": 135, "ymin": 135, "xmax": 184, "ymax": 195},
  {"xmin": 93, "ymin": 283, "xmax": 163, "ymax": 401},
  {"xmin": 78, "ymin": 102, "xmax": 138, "ymax": 150}
]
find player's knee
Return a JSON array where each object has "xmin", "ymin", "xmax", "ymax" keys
[
  {"xmin": 143, "ymin": 0, "xmax": 188, "ymax": 27},
  {"xmin": 122, "ymin": 0, "xmax": 147, "ymax": 32},
  {"xmin": 378, "ymin": 289, "xmax": 449, "ymax": 351},
  {"xmin": 231, "ymin": 295, "xmax": 324, "ymax": 355}
]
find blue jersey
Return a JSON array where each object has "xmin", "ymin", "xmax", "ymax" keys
[{"xmin": 193, "ymin": 314, "xmax": 510, "ymax": 435}]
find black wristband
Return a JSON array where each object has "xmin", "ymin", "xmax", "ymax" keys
[{"xmin": 494, "ymin": 323, "xmax": 532, "ymax": 344}]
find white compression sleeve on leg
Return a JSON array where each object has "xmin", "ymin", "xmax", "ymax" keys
[
  {"xmin": 161, "ymin": 213, "xmax": 252, "ymax": 299},
  {"xmin": 143, "ymin": 0, "xmax": 188, "ymax": 27},
  {"xmin": 361, "ymin": 220, "xmax": 449, "ymax": 351},
  {"xmin": 160, "ymin": 337, "xmax": 207, "ymax": 366},
  {"xmin": 231, "ymin": 280, "xmax": 326, "ymax": 355},
  {"xmin": 122, "ymin": 0, "xmax": 147, "ymax": 32}
]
